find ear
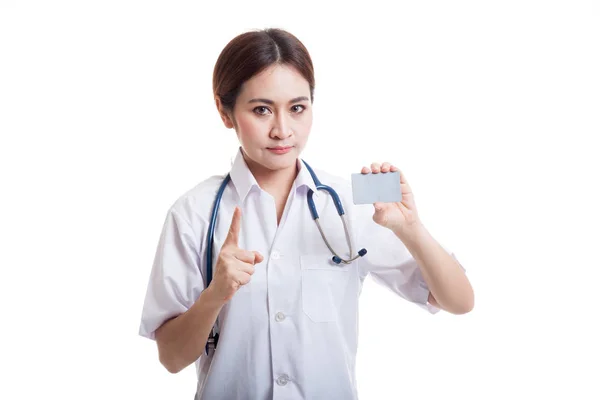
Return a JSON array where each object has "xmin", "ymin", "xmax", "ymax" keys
[{"xmin": 215, "ymin": 97, "xmax": 235, "ymax": 129}]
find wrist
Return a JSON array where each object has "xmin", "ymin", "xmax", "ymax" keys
[
  {"xmin": 202, "ymin": 286, "xmax": 227, "ymax": 309},
  {"xmin": 393, "ymin": 220, "xmax": 427, "ymax": 245}
]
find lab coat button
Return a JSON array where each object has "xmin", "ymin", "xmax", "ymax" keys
[
  {"xmin": 271, "ymin": 251, "xmax": 280, "ymax": 260},
  {"xmin": 275, "ymin": 312, "xmax": 286, "ymax": 322},
  {"xmin": 276, "ymin": 374, "xmax": 289, "ymax": 386}
]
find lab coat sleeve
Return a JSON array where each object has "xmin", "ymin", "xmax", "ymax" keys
[
  {"xmin": 355, "ymin": 205, "xmax": 464, "ymax": 314},
  {"xmin": 138, "ymin": 206, "xmax": 205, "ymax": 340}
]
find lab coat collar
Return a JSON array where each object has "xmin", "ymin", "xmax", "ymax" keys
[
  {"xmin": 229, "ymin": 147, "xmax": 319, "ymax": 203},
  {"xmin": 295, "ymin": 157, "xmax": 319, "ymax": 198}
]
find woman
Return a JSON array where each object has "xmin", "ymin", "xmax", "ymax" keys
[{"xmin": 139, "ymin": 28, "xmax": 474, "ymax": 400}]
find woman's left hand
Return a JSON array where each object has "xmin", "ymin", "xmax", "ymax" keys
[{"xmin": 361, "ymin": 162, "xmax": 421, "ymax": 234}]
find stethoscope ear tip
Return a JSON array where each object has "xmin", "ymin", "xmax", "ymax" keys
[
  {"xmin": 332, "ymin": 256, "xmax": 342, "ymax": 264},
  {"xmin": 358, "ymin": 248, "xmax": 367, "ymax": 257}
]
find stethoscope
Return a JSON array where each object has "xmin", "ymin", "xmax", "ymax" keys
[{"xmin": 204, "ymin": 160, "xmax": 367, "ymax": 355}]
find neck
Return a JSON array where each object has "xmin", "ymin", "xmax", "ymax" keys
[{"xmin": 242, "ymin": 151, "xmax": 298, "ymax": 198}]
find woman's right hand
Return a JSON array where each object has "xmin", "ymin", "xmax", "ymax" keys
[{"xmin": 207, "ymin": 207, "xmax": 264, "ymax": 304}]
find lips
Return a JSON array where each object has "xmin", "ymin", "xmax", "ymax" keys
[{"xmin": 267, "ymin": 146, "xmax": 293, "ymax": 154}]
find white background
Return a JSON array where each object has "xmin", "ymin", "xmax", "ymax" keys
[{"xmin": 1, "ymin": 1, "xmax": 599, "ymax": 399}]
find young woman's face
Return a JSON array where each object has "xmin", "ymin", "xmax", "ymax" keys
[{"xmin": 226, "ymin": 64, "xmax": 313, "ymax": 173}]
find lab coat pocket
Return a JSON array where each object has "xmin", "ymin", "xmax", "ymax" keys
[{"xmin": 300, "ymin": 254, "xmax": 351, "ymax": 323}]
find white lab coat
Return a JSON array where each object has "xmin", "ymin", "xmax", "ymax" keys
[{"xmin": 139, "ymin": 148, "xmax": 460, "ymax": 399}]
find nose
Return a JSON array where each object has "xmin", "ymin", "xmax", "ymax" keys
[{"xmin": 269, "ymin": 114, "xmax": 293, "ymax": 140}]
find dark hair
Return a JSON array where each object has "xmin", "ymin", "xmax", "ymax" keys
[{"xmin": 212, "ymin": 28, "xmax": 315, "ymax": 114}]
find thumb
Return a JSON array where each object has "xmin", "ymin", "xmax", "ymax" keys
[
  {"xmin": 224, "ymin": 207, "xmax": 242, "ymax": 246},
  {"xmin": 252, "ymin": 251, "xmax": 264, "ymax": 264},
  {"xmin": 373, "ymin": 202, "xmax": 384, "ymax": 212}
]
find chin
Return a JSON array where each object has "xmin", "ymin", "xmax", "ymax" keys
[
  {"xmin": 264, "ymin": 158, "xmax": 297, "ymax": 172},
  {"xmin": 262, "ymin": 151, "xmax": 298, "ymax": 170}
]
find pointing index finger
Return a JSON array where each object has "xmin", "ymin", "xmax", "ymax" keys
[{"xmin": 225, "ymin": 207, "xmax": 241, "ymax": 246}]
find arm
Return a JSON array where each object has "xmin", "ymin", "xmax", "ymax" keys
[
  {"xmin": 154, "ymin": 207, "xmax": 262, "ymax": 373},
  {"xmin": 360, "ymin": 161, "xmax": 474, "ymax": 315},
  {"xmin": 155, "ymin": 287, "xmax": 224, "ymax": 374},
  {"xmin": 397, "ymin": 223, "xmax": 474, "ymax": 315}
]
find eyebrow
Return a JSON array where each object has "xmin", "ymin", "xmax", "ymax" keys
[{"xmin": 248, "ymin": 96, "xmax": 309, "ymax": 105}]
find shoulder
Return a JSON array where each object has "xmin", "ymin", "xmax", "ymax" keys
[
  {"xmin": 308, "ymin": 165, "xmax": 371, "ymax": 213},
  {"xmin": 310, "ymin": 166, "xmax": 353, "ymax": 193},
  {"xmin": 309, "ymin": 165, "xmax": 374, "ymax": 223},
  {"xmin": 165, "ymin": 174, "xmax": 229, "ymax": 230}
]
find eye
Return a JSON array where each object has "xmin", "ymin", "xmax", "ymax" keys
[
  {"xmin": 291, "ymin": 105, "xmax": 306, "ymax": 113},
  {"xmin": 253, "ymin": 106, "xmax": 271, "ymax": 116}
]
